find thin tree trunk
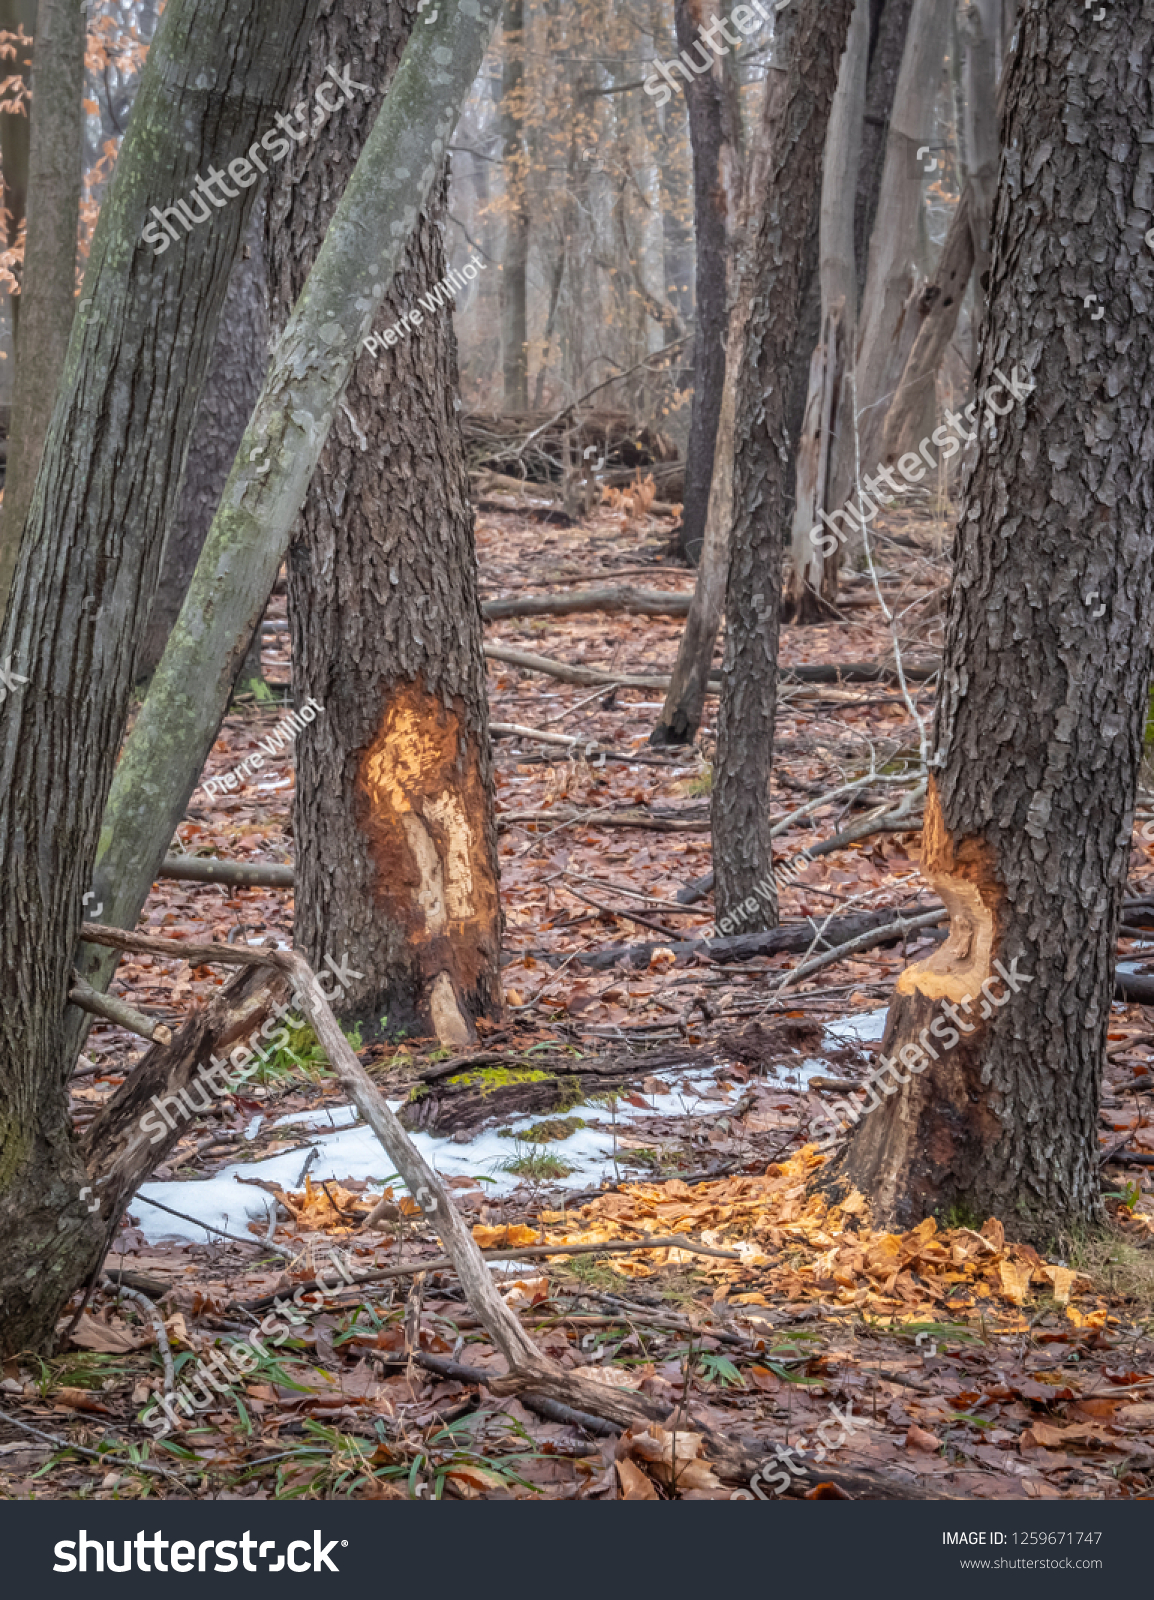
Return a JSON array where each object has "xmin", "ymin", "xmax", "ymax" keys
[
  {"xmin": 854, "ymin": 0, "xmax": 915, "ymax": 307},
  {"xmin": 267, "ymin": 0, "xmax": 503, "ymax": 1049},
  {"xmin": 136, "ymin": 206, "xmax": 269, "ymax": 682},
  {"xmin": 880, "ymin": 0, "xmax": 998, "ymax": 463},
  {"xmin": 783, "ymin": 0, "xmax": 868, "ymax": 623},
  {"xmin": 648, "ymin": 7, "xmax": 801, "ymax": 751},
  {"xmin": 711, "ymin": 0, "xmax": 856, "ymax": 930},
  {"xmin": 500, "ymin": 0, "xmax": 529, "ymax": 411},
  {"xmin": 72, "ymin": 0, "xmax": 502, "ymax": 1048},
  {"xmin": 0, "ymin": 0, "xmax": 324, "ymax": 1358},
  {"xmin": 831, "ymin": 0, "xmax": 952, "ymax": 505},
  {"xmin": 821, "ymin": 0, "xmax": 1153, "ymax": 1236},
  {"xmin": 674, "ymin": 0, "xmax": 739, "ymax": 568},
  {"xmin": 0, "ymin": 0, "xmax": 81, "ymax": 625},
  {"xmin": 0, "ymin": 0, "xmax": 35, "ymax": 344}
]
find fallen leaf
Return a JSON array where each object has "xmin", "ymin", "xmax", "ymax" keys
[
  {"xmin": 68, "ymin": 1314, "xmax": 152, "ymax": 1354},
  {"xmin": 905, "ymin": 1424, "xmax": 941, "ymax": 1452},
  {"xmin": 616, "ymin": 1458, "xmax": 659, "ymax": 1499}
]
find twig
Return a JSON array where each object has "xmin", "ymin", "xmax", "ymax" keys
[
  {"xmin": 562, "ymin": 881, "xmax": 682, "ymax": 940},
  {"xmin": 132, "ymin": 1194, "xmax": 294, "ymax": 1260},
  {"xmin": 768, "ymin": 908, "xmax": 945, "ymax": 997},
  {"xmin": 234, "ymin": 1234, "xmax": 743, "ymax": 1312},
  {"xmin": 0, "ymin": 1408, "xmax": 187, "ymax": 1484},
  {"xmin": 105, "ymin": 1281, "xmax": 175, "ymax": 1394},
  {"xmin": 511, "ymin": 335, "xmax": 691, "ymax": 461}
]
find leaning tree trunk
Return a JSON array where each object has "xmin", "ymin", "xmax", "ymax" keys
[
  {"xmin": 136, "ymin": 206, "xmax": 269, "ymax": 683},
  {"xmin": 0, "ymin": 0, "xmax": 323, "ymax": 1357},
  {"xmin": 0, "ymin": 0, "xmax": 84, "ymax": 626},
  {"xmin": 820, "ymin": 0, "xmax": 1154, "ymax": 1237},
  {"xmin": 72, "ymin": 0, "xmax": 502, "ymax": 1050},
  {"xmin": 711, "ymin": 0, "xmax": 855, "ymax": 932},
  {"xmin": 267, "ymin": 0, "xmax": 503, "ymax": 1048},
  {"xmin": 783, "ymin": 0, "xmax": 867, "ymax": 623},
  {"xmin": 673, "ymin": 0, "xmax": 740, "ymax": 569}
]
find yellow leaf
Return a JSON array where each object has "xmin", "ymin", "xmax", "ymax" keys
[
  {"xmin": 472, "ymin": 1223, "xmax": 540, "ymax": 1248},
  {"xmin": 445, "ymin": 1465, "xmax": 507, "ymax": 1498}
]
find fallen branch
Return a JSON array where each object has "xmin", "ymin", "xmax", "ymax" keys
[
  {"xmin": 769, "ymin": 908, "xmax": 946, "ymax": 998},
  {"xmin": 485, "ymin": 642, "xmax": 939, "ymax": 693},
  {"xmin": 83, "ymin": 924, "xmax": 667, "ymax": 1431},
  {"xmin": 483, "ymin": 586, "xmax": 692, "ymax": 622},
  {"xmin": 157, "ymin": 856, "xmax": 295, "ymax": 889},
  {"xmin": 499, "ymin": 807, "xmax": 710, "ymax": 835},
  {"xmin": 560, "ymin": 903, "xmax": 946, "ymax": 971},
  {"xmin": 68, "ymin": 973, "xmax": 173, "ymax": 1045}
]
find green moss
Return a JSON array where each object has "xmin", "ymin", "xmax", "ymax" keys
[
  {"xmin": 447, "ymin": 1065, "xmax": 554, "ymax": 1095},
  {"xmin": 501, "ymin": 1115, "xmax": 586, "ymax": 1143}
]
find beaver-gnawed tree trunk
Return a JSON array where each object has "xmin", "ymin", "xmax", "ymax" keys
[
  {"xmin": 267, "ymin": 0, "xmax": 503, "ymax": 1048},
  {"xmin": 820, "ymin": 0, "xmax": 1154, "ymax": 1237},
  {"xmin": 0, "ymin": 0, "xmax": 322, "ymax": 1357}
]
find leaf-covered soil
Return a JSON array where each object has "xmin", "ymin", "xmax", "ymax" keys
[{"xmin": 10, "ymin": 492, "xmax": 1154, "ymax": 1502}]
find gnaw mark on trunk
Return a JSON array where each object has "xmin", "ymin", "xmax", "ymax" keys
[{"xmin": 896, "ymin": 777, "xmax": 1002, "ymax": 1003}]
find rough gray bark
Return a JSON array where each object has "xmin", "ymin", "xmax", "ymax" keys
[
  {"xmin": 648, "ymin": 5, "xmax": 802, "ymax": 751},
  {"xmin": 500, "ymin": 0, "xmax": 529, "ymax": 411},
  {"xmin": 784, "ymin": 0, "xmax": 868, "ymax": 622},
  {"xmin": 0, "ymin": 0, "xmax": 323, "ymax": 1356},
  {"xmin": 136, "ymin": 207, "xmax": 269, "ymax": 682},
  {"xmin": 0, "ymin": 0, "xmax": 83, "ymax": 625},
  {"xmin": 0, "ymin": 0, "xmax": 36, "ymax": 345},
  {"xmin": 821, "ymin": 0, "xmax": 1154, "ymax": 1236},
  {"xmin": 674, "ymin": 0, "xmax": 740, "ymax": 569},
  {"xmin": 711, "ymin": 0, "xmax": 855, "ymax": 931},
  {"xmin": 831, "ymin": 0, "xmax": 951, "ymax": 505},
  {"xmin": 267, "ymin": 0, "xmax": 503, "ymax": 1048},
  {"xmin": 74, "ymin": 0, "xmax": 503, "ymax": 1042},
  {"xmin": 854, "ymin": 0, "xmax": 915, "ymax": 306}
]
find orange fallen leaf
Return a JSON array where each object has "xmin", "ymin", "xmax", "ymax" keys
[
  {"xmin": 905, "ymin": 1424, "xmax": 941, "ymax": 1453},
  {"xmin": 616, "ymin": 1458, "xmax": 659, "ymax": 1500}
]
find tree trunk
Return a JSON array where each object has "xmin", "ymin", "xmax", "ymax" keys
[
  {"xmin": 880, "ymin": 0, "xmax": 999, "ymax": 464},
  {"xmin": 0, "ymin": 0, "xmax": 35, "ymax": 344},
  {"xmin": 500, "ymin": 0, "xmax": 529, "ymax": 412},
  {"xmin": 136, "ymin": 206, "xmax": 269, "ymax": 682},
  {"xmin": 674, "ymin": 0, "xmax": 739, "ymax": 568},
  {"xmin": 830, "ymin": 0, "xmax": 951, "ymax": 507},
  {"xmin": 73, "ymin": 0, "xmax": 502, "ymax": 1044},
  {"xmin": 648, "ymin": 5, "xmax": 803, "ymax": 751},
  {"xmin": 820, "ymin": 0, "xmax": 1154, "ymax": 1237},
  {"xmin": 267, "ymin": 0, "xmax": 503, "ymax": 1049},
  {"xmin": 0, "ymin": 0, "xmax": 83, "ymax": 626},
  {"xmin": 711, "ymin": 0, "xmax": 855, "ymax": 931},
  {"xmin": 0, "ymin": 0, "xmax": 324, "ymax": 1358},
  {"xmin": 854, "ymin": 0, "xmax": 915, "ymax": 308},
  {"xmin": 783, "ymin": 0, "xmax": 868, "ymax": 623}
]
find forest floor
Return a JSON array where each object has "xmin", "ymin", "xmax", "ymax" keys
[{"xmin": 6, "ymin": 488, "xmax": 1154, "ymax": 1503}]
